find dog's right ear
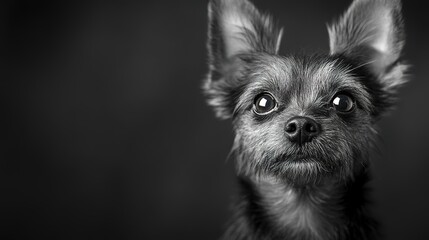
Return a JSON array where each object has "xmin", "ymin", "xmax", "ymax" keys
[
  {"xmin": 204, "ymin": 0, "xmax": 283, "ymax": 119},
  {"xmin": 328, "ymin": 0, "xmax": 407, "ymax": 116}
]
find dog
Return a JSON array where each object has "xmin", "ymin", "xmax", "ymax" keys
[{"xmin": 203, "ymin": 0, "xmax": 407, "ymax": 239}]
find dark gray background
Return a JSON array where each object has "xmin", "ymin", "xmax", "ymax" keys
[{"xmin": 1, "ymin": 0, "xmax": 428, "ymax": 239}]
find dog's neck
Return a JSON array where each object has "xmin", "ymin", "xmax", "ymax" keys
[
  {"xmin": 255, "ymin": 177, "xmax": 333, "ymax": 239},
  {"xmin": 223, "ymin": 172, "xmax": 377, "ymax": 240},
  {"xmin": 256, "ymin": 177, "xmax": 345, "ymax": 240}
]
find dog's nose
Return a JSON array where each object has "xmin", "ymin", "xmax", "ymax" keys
[{"xmin": 285, "ymin": 117, "xmax": 321, "ymax": 145}]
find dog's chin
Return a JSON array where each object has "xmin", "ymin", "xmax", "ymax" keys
[{"xmin": 265, "ymin": 157, "xmax": 335, "ymax": 187}]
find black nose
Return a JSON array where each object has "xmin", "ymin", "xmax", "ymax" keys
[{"xmin": 285, "ymin": 116, "xmax": 321, "ymax": 145}]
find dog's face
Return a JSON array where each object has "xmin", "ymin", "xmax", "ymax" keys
[
  {"xmin": 204, "ymin": 0, "xmax": 407, "ymax": 185},
  {"xmin": 230, "ymin": 54, "xmax": 376, "ymax": 185}
]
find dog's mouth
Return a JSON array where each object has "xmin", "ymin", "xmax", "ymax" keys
[
  {"xmin": 266, "ymin": 154, "xmax": 331, "ymax": 185},
  {"xmin": 278, "ymin": 152, "xmax": 320, "ymax": 163},
  {"xmin": 258, "ymin": 147, "xmax": 348, "ymax": 184},
  {"xmin": 271, "ymin": 154, "xmax": 323, "ymax": 169}
]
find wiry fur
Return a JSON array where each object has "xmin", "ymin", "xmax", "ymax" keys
[{"xmin": 203, "ymin": 0, "xmax": 407, "ymax": 239}]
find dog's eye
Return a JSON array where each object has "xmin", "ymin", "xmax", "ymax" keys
[
  {"xmin": 254, "ymin": 93, "xmax": 277, "ymax": 115},
  {"xmin": 332, "ymin": 94, "xmax": 355, "ymax": 113}
]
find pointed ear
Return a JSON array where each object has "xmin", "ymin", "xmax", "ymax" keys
[
  {"xmin": 328, "ymin": 0, "xmax": 408, "ymax": 113},
  {"xmin": 204, "ymin": 0, "xmax": 283, "ymax": 119}
]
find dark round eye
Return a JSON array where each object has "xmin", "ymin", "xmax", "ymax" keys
[
  {"xmin": 254, "ymin": 93, "xmax": 277, "ymax": 115},
  {"xmin": 332, "ymin": 94, "xmax": 355, "ymax": 113}
]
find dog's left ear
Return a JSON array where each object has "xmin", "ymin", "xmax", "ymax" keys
[{"xmin": 328, "ymin": 0, "xmax": 407, "ymax": 115}]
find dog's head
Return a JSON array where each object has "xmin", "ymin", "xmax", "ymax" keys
[{"xmin": 204, "ymin": 0, "xmax": 407, "ymax": 185}]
